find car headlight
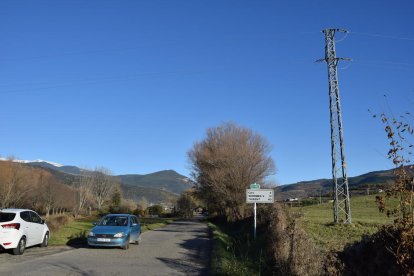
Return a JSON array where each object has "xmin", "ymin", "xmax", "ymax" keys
[
  {"xmin": 88, "ymin": 231, "xmax": 95, "ymax": 237},
  {"xmin": 114, "ymin": 232, "xmax": 125, "ymax": 238}
]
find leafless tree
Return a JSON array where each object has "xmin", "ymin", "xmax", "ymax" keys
[
  {"xmin": 73, "ymin": 169, "xmax": 94, "ymax": 216},
  {"xmin": 0, "ymin": 160, "xmax": 29, "ymax": 208},
  {"xmin": 188, "ymin": 122, "xmax": 275, "ymax": 221},
  {"xmin": 91, "ymin": 167, "xmax": 117, "ymax": 210},
  {"xmin": 37, "ymin": 170, "xmax": 56, "ymax": 217}
]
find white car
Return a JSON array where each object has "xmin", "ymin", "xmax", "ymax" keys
[{"xmin": 0, "ymin": 209, "xmax": 49, "ymax": 255}]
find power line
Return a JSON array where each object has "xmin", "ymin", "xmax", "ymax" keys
[{"xmin": 350, "ymin": 31, "xmax": 414, "ymax": 42}]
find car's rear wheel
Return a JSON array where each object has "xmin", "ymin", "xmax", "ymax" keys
[
  {"xmin": 12, "ymin": 237, "xmax": 26, "ymax": 255},
  {"xmin": 40, "ymin": 232, "xmax": 49, "ymax": 247}
]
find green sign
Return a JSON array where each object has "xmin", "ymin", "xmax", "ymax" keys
[{"xmin": 250, "ymin": 183, "xmax": 260, "ymax": 189}]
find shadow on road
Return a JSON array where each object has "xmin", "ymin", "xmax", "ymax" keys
[
  {"xmin": 157, "ymin": 219, "xmax": 211, "ymax": 275},
  {"xmin": 66, "ymin": 231, "xmax": 89, "ymax": 249}
]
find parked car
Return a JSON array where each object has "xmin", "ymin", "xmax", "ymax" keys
[
  {"xmin": 87, "ymin": 214, "xmax": 141, "ymax": 250},
  {"xmin": 0, "ymin": 209, "xmax": 49, "ymax": 255}
]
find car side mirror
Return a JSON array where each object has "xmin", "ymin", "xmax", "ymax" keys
[
  {"xmin": 92, "ymin": 222, "xmax": 97, "ymax": 226},
  {"xmin": 41, "ymin": 219, "xmax": 45, "ymax": 224}
]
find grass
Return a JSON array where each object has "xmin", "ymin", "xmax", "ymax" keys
[
  {"xmin": 296, "ymin": 194, "xmax": 393, "ymax": 252},
  {"xmin": 49, "ymin": 215, "xmax": 174, "ymax": 246},
  {"xmin": 208, "ymin": 218, "xmax": 270, "ymax": 276}
]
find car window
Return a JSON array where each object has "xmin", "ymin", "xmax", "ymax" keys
[
  {"xmin": 117, "ymin": 216, "xmax": 128, "ymax": 226},
  {"xmin": 99, "ymin": 216, "xmax": 128, "ymax": 226},
  {"xmin": 0, "ymin": 212, "xmax": 16, "ymax": 222},
  {"xmin": 20, "ymin": 211, "xmax": 31, "ymax": 222},
  {"xmin": 30, "ymin": 211, "xmax": 42, "ymax": 224}
]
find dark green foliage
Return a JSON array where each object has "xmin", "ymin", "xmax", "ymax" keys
[
  {"xmin": 176, "ymin": 193, "xmax": 195, "ymax": 218},
  {"xmin": 148, "ymin": 205, "xmax": 163, "ymax": 216},
  {"xmin": 339, "ymin": 229, "xmax": 401, "ymax": 275},
  {"xmin": 111, "ymin": 188, "xmax": 122, "ymax": 207}
]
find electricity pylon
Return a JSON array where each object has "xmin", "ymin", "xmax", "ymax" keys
[{"xmin": 316, "ymin": 28, "xmax": 352, "ymax": 224}]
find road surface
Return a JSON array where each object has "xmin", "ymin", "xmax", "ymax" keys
[{"xmin": 0, "ymin": 218, "xmax": 211, "ymax": 275}]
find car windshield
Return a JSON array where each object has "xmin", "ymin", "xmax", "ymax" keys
[
  {"xmin": 0, "ymin": 212, "xmax": 16, "ymax": 222},
  {"xmin": 98, "ymin": 216, "xmax": 128, "ymax": 226}
]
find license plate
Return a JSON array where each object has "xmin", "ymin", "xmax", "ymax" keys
[{"xmin": 97, "ymin": 238, "xmax": 111, "ymax": 242}]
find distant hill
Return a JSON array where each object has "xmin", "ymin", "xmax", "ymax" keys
[
  {"xmin": 23, "ymin": 161, "xmax": 190, "ymax": 203},
  {"xmin": 118, "ymin": 170, "xmax": 194, "ymax": 195},
  {"xmin": 27, "ymin": 161, "xmax": 84, "ymax": 175},
  {"xmin": 121, "ymin": 185, "xmax": 178, "ymax": 204},
  {"xmin": 275, "ymin": 169, "xmax": 397, "ymax": 200},
  {"xmin": 26, "ymin": 163, "xmax": 80, "ymax": 185},
  {"xmin": 19, "ymin": 158, "xmax": 401, "ymax": 203}
]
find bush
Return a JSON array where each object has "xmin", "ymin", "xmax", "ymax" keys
[
  {"xmin": 45, "ymin": 214, "xmax": 72, "ymax": 232},
  {"xmin": 338, "ymin": 226, "xmax": 402, "ymax": 275},
  {"xmin": 148, "ymin": 205, "xmax": 163, "ymax": 216},
  {"xmin": 262, "ymin": 203, "xmax": 326, "ymax": 276}
]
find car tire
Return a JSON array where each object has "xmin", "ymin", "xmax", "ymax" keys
[
  {"xmin": 122, "ymin": 237, "xmax": 130, "ymax": 250},
  {"xmin": 12, "ymin": 237, "xmax": 26, "ymax": 255},
  {"xmin": 40, "ymin": 232, "xmax": 49, "ymax": 247}
]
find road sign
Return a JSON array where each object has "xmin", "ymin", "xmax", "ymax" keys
[
  {"xmin": 250, "ymin": 183, "xmax": 260, "ymax": 189},
  {"xmin": 246, "ymin": 189, "xmax": 274, "ymax": 203}
]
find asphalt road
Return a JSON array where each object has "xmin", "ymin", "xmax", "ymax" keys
[{"xmin": 0, "ymin": 218, "xmax": 211, "ymax": 276}]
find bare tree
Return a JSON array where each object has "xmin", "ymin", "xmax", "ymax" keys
[
  {"xmin": 74, "ymin": 170, "xmax": 93, "ymax": 216},
  {"xmin": 36, "ymin": 170, "xmax": 56, "ymax": 217},
  {"xmin": 91, "ymin": 167, "xmax": 117, "ymax": 210},
  {"xmin": 188, "ymin": 122, "xmax": 275, "ymax": 221},
  {"xmin": 0, "ymin": 160, "xmax": 29, "ymax": 208}
]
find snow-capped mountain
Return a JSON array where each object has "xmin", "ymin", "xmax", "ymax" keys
[
  {"xmin": 0, "ymin": 158, "xmax": 63, "ymax": 167},
  {"xmin": 17, "ymin": 159, "xmax": 63, "ymax": 167}
]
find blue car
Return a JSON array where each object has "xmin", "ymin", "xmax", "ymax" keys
[{"xmin": 87, "ymin": 214, "xmax": 141, "ymax": 250}]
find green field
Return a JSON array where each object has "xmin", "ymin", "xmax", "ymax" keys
[
  {"xmin": 297, "ymin": 194, "xmax": 393, "ymax": 252},
  {"xmin": 49, "ymin": 216, "xmax": 174, "ymax": 246}
]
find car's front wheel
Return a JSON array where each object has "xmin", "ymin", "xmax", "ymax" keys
[
  {"xmin": 40, "ymin": 232, "xmax": 49, "ymax": 247},
  {"xmin": 135, "ymin": 235, "xmax": 141, "ymax": 245},
  {"xmin": 12, "ymin": 237, "xmax": 26, "ymax": 255},
  {"xmin": 122, "ymin": 237, "xmax": 130, "ymax": 250}
]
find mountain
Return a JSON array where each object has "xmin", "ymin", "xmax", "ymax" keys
[
  {"xmin": 16, "ymin": 158, "xmax": 399, "ymax": 203},
  {"xmin": 20, "ymin": 160, "xmax": 189, "ymax": 203},
  {"xmin": 121, "ymin": 185, "xmax": 178, "ymax": 204},
  {"xmin": 118, "ymin": 170, "xmax": 193, "ymax": 195},
  {"xmin": 26, "ymin": 161, "xmax": 84, "ymax": 175},
  {"xmin": 275, "ymin": 168, "xmax": 397, "ymax": 200}
]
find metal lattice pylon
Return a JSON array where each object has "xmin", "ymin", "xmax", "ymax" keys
[{"xmin": 317, "ymin": 28, "xmax": 352, "ymax": 224}]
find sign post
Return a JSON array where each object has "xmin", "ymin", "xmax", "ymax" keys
[{"xmin": 246, "ymin": 183, "xmax": 274, "ymax": 239}]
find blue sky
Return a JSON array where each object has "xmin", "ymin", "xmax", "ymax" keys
[{"xmin": 1, "ymin": 1, "xmax": 413, "ymax": 184}]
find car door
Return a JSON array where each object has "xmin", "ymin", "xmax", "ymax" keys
[
  {"xmin": 28, "ymin": 211, "xmax": 44, "ymax": 245},
  {"xmin": 129, "ymin": 216, "xmax": 138, "ymax": 241},
  {"xmin": 20, "ymin": 211, "xmax": 35, "ymax": 246}
]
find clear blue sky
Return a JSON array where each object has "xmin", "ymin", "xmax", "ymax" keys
[{"xmin": 1, "ymin": 1, "xmax": 413, "ymax": 184}]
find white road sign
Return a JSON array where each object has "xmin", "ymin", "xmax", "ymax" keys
[{"xmin": 246, "ymin": 189, "xmax": 274, "ymax": 203}]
